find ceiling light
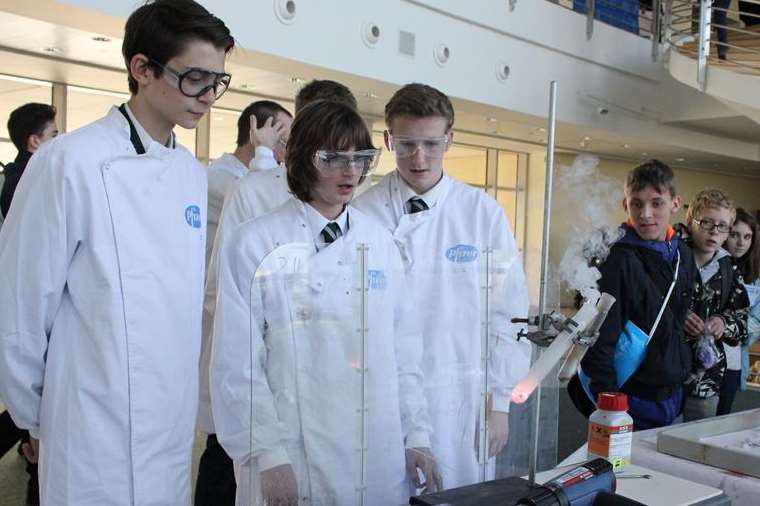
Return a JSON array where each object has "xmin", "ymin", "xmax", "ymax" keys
[
  {"xmin": 675, "ymin": 157, "xmax": 685, "ymax": 162},
  {"xmin": 240, "ymin": 83, "xmax": 255, "ymax": 90},
  {"xmin": 641, "ymin": 152, "xmax": 648, "ymax": 156},
  {"xmin": 487, "ymin": 117, "xmax": 498, "ymax": 123},
  {"xmin": 363, "ymin": 91, "xmax": 378, "ymax": 99},
  {"xmin": 622, "ymin": 143, "xmax": 631, "ymax": 149},
  {"xmin": 43, "ymin": 46, "xmax": 62, "ymax": 54},
  {"xmin": 290, "ymin": 77, "xmax": 306, "ymax": 85},
  {"xmin": 92, "ymin": 36, "xmax": 111, "ymax": 43}
]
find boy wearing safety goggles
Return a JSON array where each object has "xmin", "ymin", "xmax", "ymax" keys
[
  {"xmin": 210, "ymin": 99, "xmax": 440, "ymax": 506},
  {"xmin": 353, "ymin": 83, "xmax": 530, "ymax": 489},
  {"xmin": 0, "ymin": 1, "xmax": 233, "ymax": 504},
  {"xmin": 682, "ymin": 189, "xmax": 749, "ymax": 421}
]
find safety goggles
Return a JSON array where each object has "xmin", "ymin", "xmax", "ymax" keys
[
  {"xmin": 387, "ymin": 134, "xmax": 450, "ymax": 159},
  {"xmin": 149, "ymin": 59, "xmax": 231, "ymax": 100},
  {"xmin": 694, "ymin": 218, "xmax": 731, "ymax": 234},
  {"xmin": 313, "ymin": 149, "xmax": 382, "ymax": 177}
]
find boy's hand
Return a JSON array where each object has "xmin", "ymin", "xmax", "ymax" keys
[
  {"xmin": 250, "ymin": 115, "xmax": 287, "ymax": 151},
  {"xmin": 706, "ymin": 316, "xmax": 726, "ymax": 340},
  {"xmin": 405, "ymin": 447, "xmax": 443, "ymax": 493},
  {"xmin": 685, "ymin": 310, "xmax": 705, "ymax": 337},
  {"xmin": 21, "ymin": 437, "xmax": 39, "ymax": 463}
]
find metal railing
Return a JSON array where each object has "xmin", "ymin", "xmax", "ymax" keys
[
  {"xmin": 666, "ymin": 0, "xmax": 760, "ymax": 89},
  {"xmin": 545, "ymin": 0, "xmax": 760, "ymax": 88},
  {"xmin": 547, "ymin": 0, "xmax": 663, "ymax": 57}
]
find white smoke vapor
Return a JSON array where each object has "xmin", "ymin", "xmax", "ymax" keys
[{"xmin": 555, "ymin": 155, "xmax": 624, "ymax": 302}]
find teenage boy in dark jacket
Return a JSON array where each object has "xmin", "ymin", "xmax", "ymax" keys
[
  {"xmin": 682, "ymin": 189, "xmax": 749, "ymax": 421},
  {"xmin": 568, "ymin": 160, "xmax": 696, "ymax": 430}
]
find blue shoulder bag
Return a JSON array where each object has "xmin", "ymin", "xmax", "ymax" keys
[{"xmin": 579, "ymin": 250, "xmax": 681, "ymax": 404}]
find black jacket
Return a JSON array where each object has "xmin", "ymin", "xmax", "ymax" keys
[
  {"xmin": 686, "ymin": 249, "xmax": 749, "ymax": 398},
  {"xmin": 0, "ymin": 150, "xmax": 32, "ymax": 218},
  {"xmin": 580, "ymin": 239, "xmax": 697, "ymax": 401}
]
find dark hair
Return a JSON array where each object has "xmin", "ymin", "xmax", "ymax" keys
[
  {"xmin": 625, "ymin": 159, "xmax": 677, "ymax": 197},
  {"xmin": 122, "ymin": 0, "xmax": 234, "ymax": 94},
  {"xmin": 8, "ymin": 103, "xmax": 56, "ymax": 152},
  {"xmin": 294, "ymin": 80, "xmax": 357, "ymax": 113},
  {"xmin": 732, "ymin": 208, "xmax": 760, "ymax": 283},
  {"xmin": 236, "ymin": 100, "xmax": 292, "ymax": 147},
  {"xmin": 285, "ymin": 100, "xmax": 375, "ymax": 203},
  {"xmin": 385, "ymin": 83, "xmax": 455, "ymax": 131}
]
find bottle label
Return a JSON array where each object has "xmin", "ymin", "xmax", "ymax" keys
[{"xmin": 588, "ymin": 421, "xmax": 633, "ymax": 470}]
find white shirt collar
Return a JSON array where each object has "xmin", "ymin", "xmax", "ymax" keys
[
  {"xmin": 304, "ymin": 203, "xmax": 349, "ymax": 251},
  {"xmin": 123, "ymin": 103, "xmax": 175, "ymax": 150},
  {"xmin": 396, "ymin": 171, "xmax": 449, "ymax": 212}
]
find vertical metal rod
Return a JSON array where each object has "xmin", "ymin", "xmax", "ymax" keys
[
  {"xmin": 529, "ymin": 81, "xmax": 558, "ymax": 485},
  {"xmin": 651, "ymin": 0, "xmax": 662, "ymax": 61},
  {"xmin": 586, "ymin": 0, "xmax": 596, "ymax": 40},
  {"xmin": 478, "ymin": 248, "xmax": 493, "ymax": 483},
  {"xmin": 358, "ymin": 244, "xmax": 369, "ymax": 506},
  {"xmin": 697, "ymin": 0, "xmax": 712, "ymax": 90}
]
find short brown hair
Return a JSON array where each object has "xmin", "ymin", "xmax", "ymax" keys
[
  {"xmin": 625, "ymin": 159, "xmax": 677, "ymax": 198},
  {"xmin": 385, "ymin": 83, "xmax": 454, "ymax": 131},
  {"xmin": 686, "ymin": 188, "xmax": 736, "ymax": 224},
  {"xmin": 294, "ymin": 80, "xmax": 357, "ymax": 113},
  {"xmin": 285, "ymin": 100, "xmax": 375, "ymax": 203},
  {"xmin": 236, "ymin": 100, "xmax": 291, "ymax": 147}
]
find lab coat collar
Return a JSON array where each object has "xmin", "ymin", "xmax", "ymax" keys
[
  {"xmin": 388, "ymin": 171, "xmax": 452, "ymax": 224},
  {"xmin": 215, "ymin": 153, "xmax": 249, "ymax": 179},
  {"xmin": 111, "ymin": 104, "xmax": 176, "ymax": 156},
  {"xmin": 396, "ymin": 171, "xmax": 450, "ymax": 211},
  {"xmin": 303, "ymin": 201, "xmax": 349, "ymax": 251}
]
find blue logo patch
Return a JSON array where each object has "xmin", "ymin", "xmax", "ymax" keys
[
  {"xmin": 368, "ymin": 270, "xmax": 387, "ymax": 291},
  {"xmin": 185, "ymin": 205, "xmax": 201, "ymax": 228},
  {"xmin": 445, "ymin": 244, "xmax": 479, "ymax": 263}
]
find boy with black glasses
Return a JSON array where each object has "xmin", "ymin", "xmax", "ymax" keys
[
  {"xmin": 0, "ymin": 1, "xmax": 233, "ymax": 503},
  {"xmin": 682, "ymin": 188, "xmax": 749, "ymax": 421}
]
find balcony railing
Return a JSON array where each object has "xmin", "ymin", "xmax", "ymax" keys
[{"xmin": 546, "ymin": 0, "xmax": 760, "ymax": 89}]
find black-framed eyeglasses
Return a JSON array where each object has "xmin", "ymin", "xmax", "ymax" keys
[
  {"xmin": 694, "ymin": 218, "xmax": 731, "ymax": 234},
  {"xmin": 149, "ymin": 59, "xmax": 231, "ymax": 100}
]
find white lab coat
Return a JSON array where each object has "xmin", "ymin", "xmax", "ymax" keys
[
  {"xmin": 197, "ymin": 163, "xmax": 291, "ymax": 433},
  {"xmin": 205, "ymin": 153, "xmax": 248, "ymax": 267},
  {"xmin": 210, "ymin": 198, "xmax": 431, "ymax": 506},
  {"xmin": 0, "ymin": 107, "xmax": 206, "ymax": 505},
  {"xmin": 353, "ymin": 171, "xmax": 531, "ymax": 489}
]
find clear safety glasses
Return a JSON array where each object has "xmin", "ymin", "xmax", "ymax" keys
[
  {"xmin": 387, "ymin": 134, "xmax": 450, "ymax": 159},
  {"xmin": 149, "ymin": 59, "xmax": 232, "ymax": 100},
  {"xmin": 313, "ymin": 149, "xmax": 382, "ymax": 177}
]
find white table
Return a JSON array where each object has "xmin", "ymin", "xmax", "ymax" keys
[{"xmin": 561, "ymin": 422, "xmax": 760, "ymax": 506}]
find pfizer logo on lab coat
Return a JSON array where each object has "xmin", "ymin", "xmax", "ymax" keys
[
  {"xmin": 368, "ymin": 270, "xmax": 387, "ymax": 291},
  {"xmin": 185, "ymin": 205, "xmax": 201, "ymax": 228},
  {"xmin": 445, "ymin": 244, "xmax": 479, "ymax": 263}
]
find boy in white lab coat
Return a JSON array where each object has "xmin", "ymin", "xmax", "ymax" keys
[
  {"xmin": 353, "ymin": 83, "xmax": 531, "ymax": 489},
  {"xmin": 0, "ymin": 1, "xmax": 233, "ymax": 504},
  {"xmin": 211, "ymin": 99, "xmax": 441, "ymax": 505}
]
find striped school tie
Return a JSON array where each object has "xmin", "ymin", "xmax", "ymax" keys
[
  {"xmin": 320, "ymin": 222, "xmax": 343, "ymax": 244},
  {"xmin": 406, "ymin": 196, "xmax": 429, "ymax": 214}
]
